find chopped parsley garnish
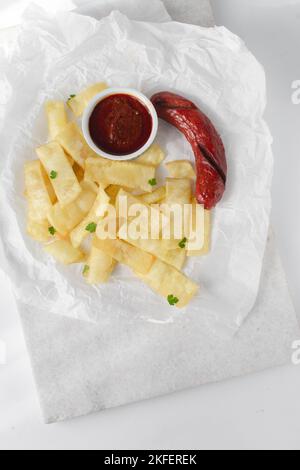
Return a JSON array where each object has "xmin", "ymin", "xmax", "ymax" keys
[
  {"xmin": 68, "ymin": 94, "xmax": 76, "ymax": 102},
  {"xmin": 148, "ymin": 178, "xmax": 157, "ymax": 187},
  {"xmin": 167, "ymin": 294, "xmax": 179, "ymax": 306},
  {"xmin": 178, "ymin": 237, "xmax": 188, "ymax": 249},
  {"xmin": 85, "ymin": 222, "xmax": 97, "ymax": 233},
  {"xmin": 48, "ymin": 226, "xmax": 56, "ymax": 236},
  {"xmin": 83, "ymin": 265, "xmax": 90, "ymax": 276},
  {"xmin": 50, "ymin": 170, "xmax": 58, "ymax": 180}
]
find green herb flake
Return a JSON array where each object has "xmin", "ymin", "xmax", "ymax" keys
[
  {"xmin": 148, "ymin": 178, "xmax": 157, "ymax": 187},
  {"xmin": 85, "ymin": 222, "xmax": 97, "ymax": 233},
  {"xmin": 50, "ymin": 170, "xmax": 58, "ymax": 180},
  {"xmin": 178, "ymin": 237, "xmax": 188, "ymax": 249},
  {"xmin": 83, "ymin": 265, "xmax": 90, "ymax": 276},
  {"xmin": 68, "ymin": 94, "xmax": 76, "ymax": 102},
  {"xmin": 48, "ymin": 226, "xmax": 56, "ymax": 236},
  {"xmin": 167, "ymin": 294, "xmax": 179, "ymax": 306}
]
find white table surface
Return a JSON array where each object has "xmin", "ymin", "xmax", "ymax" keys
[{"xmin": 0, "ymin": 0, "xmax": 300, "ymax": 451}]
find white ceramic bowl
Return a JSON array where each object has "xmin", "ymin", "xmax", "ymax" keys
[{"xmin": 82, "ymin": 88, "xmax": 158, "ymax": 161}]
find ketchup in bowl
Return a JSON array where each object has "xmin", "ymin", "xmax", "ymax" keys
[{"xmin": 89, "ymin": 94, "xmax": 153, "ymax": 157}]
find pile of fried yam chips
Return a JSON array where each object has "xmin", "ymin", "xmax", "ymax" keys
[{"xmin": 24, "ymin": 83, "xmax": 210, "ymax": 308}]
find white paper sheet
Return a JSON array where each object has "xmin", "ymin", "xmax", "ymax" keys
[
  {"xmin": 0, "ymin": 6, "xmax": 273, "ymax": 335},
  {"xmin": 74, "ymin": 0, "xmax": 171, "ymax": 23}
]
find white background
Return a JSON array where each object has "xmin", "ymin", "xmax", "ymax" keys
[{"xmin": 0, "ymin": 0, "xmax": 300, "ymax": 450}]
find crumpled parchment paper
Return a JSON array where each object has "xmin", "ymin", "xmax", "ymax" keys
[{"xmin": 0, "ymin": 5, "xmax": 273, "ymax": 334}]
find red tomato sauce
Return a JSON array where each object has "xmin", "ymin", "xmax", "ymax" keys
[{"xmin": 89, "ymin": 94, "xmax": 153, "ymax": 156}]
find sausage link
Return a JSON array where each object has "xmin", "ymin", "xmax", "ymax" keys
[{"xmin": 151, "ymin": 92, "xmax": 227, "ymax": 210}]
